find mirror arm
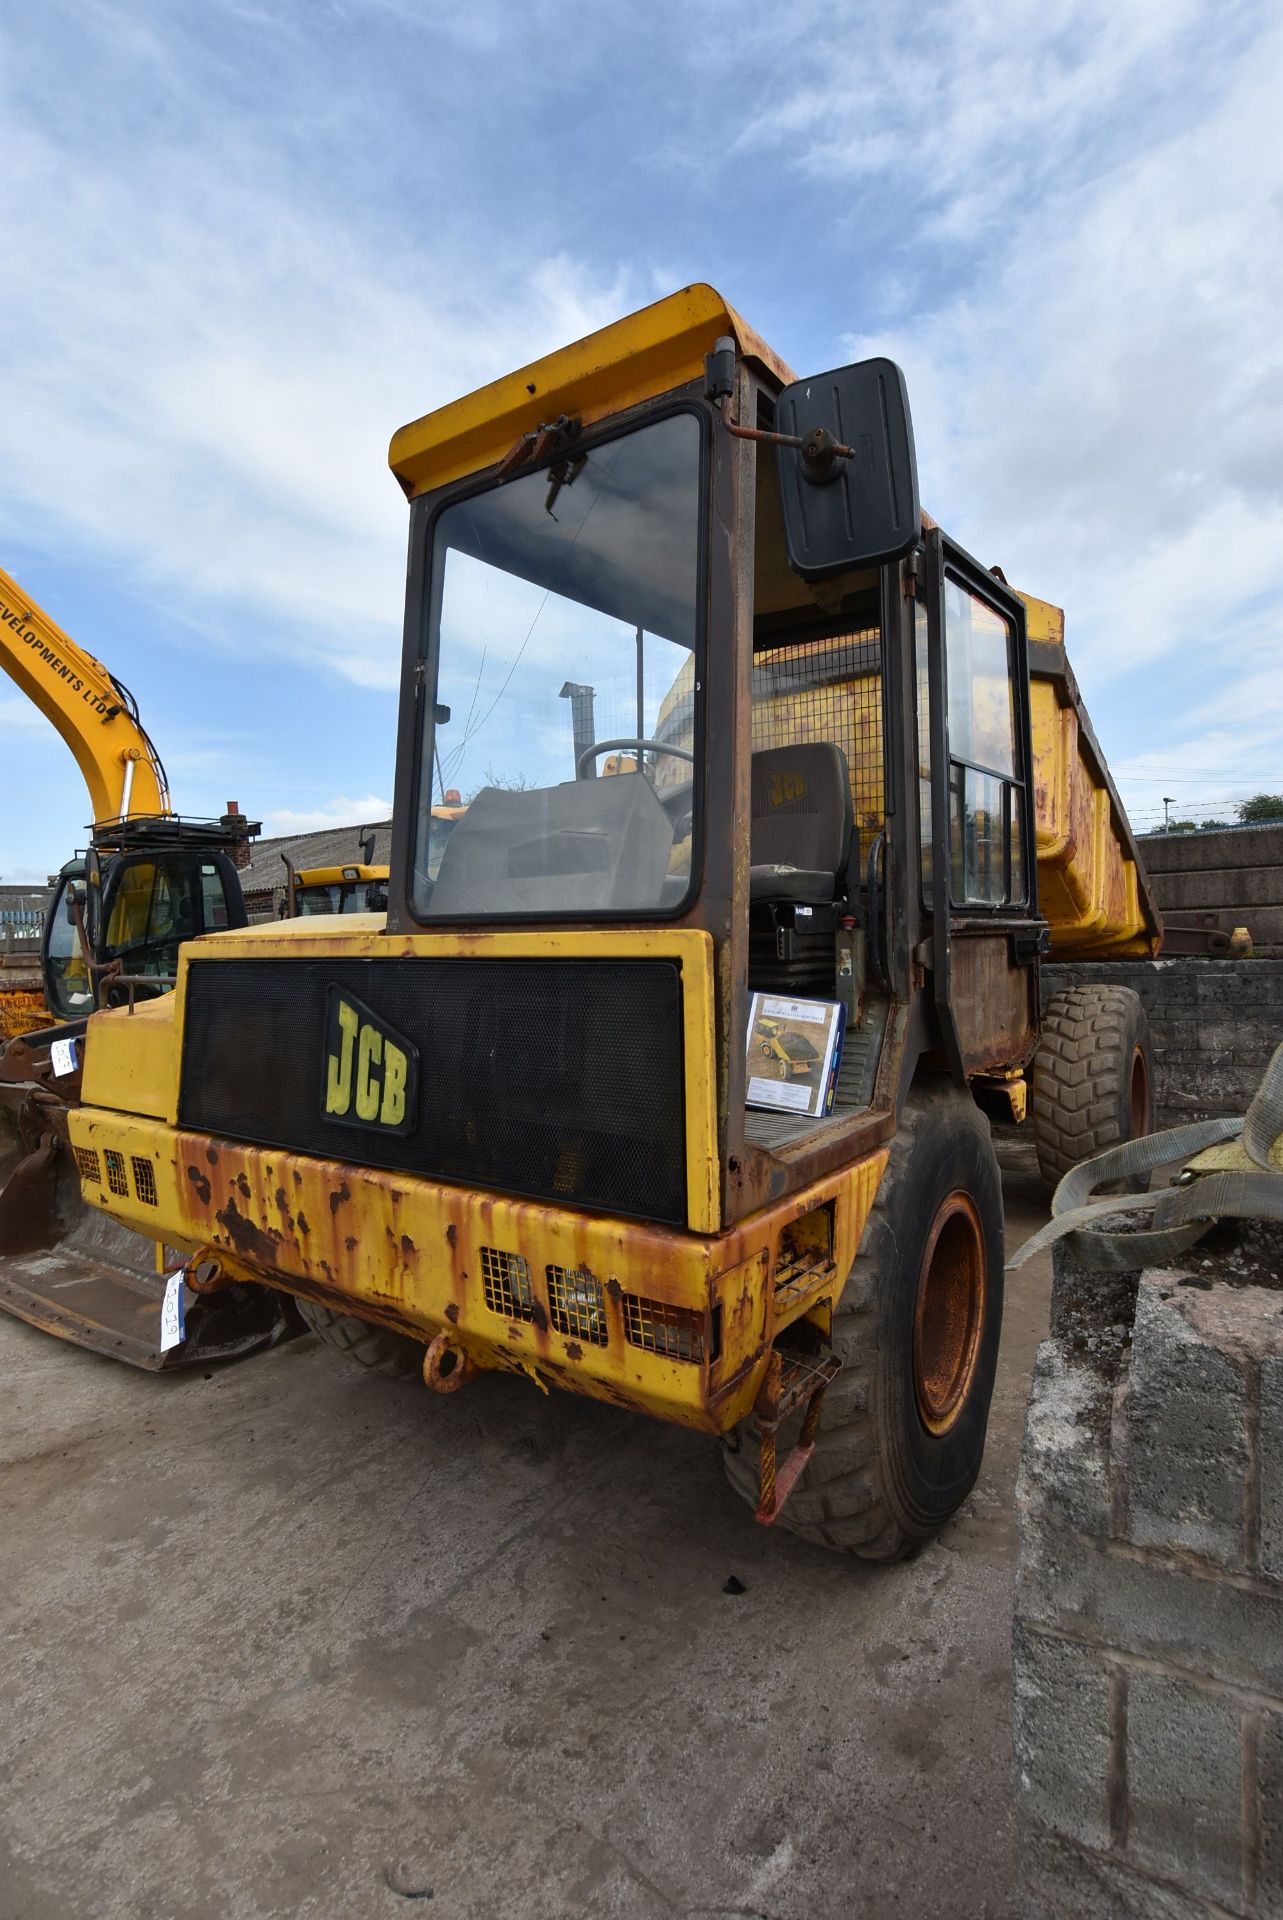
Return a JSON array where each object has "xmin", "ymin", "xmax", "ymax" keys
[{"xmin": 718, "ymin": 398, "xmax": 853, "ymax": 482}]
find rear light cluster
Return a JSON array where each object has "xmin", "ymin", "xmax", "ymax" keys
[{"xmin": 478, "ymin": 1244, "xmax": 705, "ymax": 1363}]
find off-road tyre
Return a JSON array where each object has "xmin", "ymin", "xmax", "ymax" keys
[
  {"xmin": 1030, "ymin": 985, "xmax": 1153, "ymax": 1193},
  {"xmin": 722, "ymin": 1080, "xmax": 1005, "ymax": 1560},
  {"xmin": 295, "ymin": 1299, "xmax": 424, "ymax": 1380}
]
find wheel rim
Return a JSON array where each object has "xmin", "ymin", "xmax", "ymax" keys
[
  {"xmin": 1129, "ymin": 1045, "xmax": 1150, "ymax": 1138},
  {"xmin": 912, "ymin": 1192, "xmax": 986, "ymax": 1436}
]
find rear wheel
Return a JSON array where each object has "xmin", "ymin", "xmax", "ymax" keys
[
  {"xmin": 722, "ymin": 1081, "xmax": 1005, "ymax": 1560},
  {"xmin": 295, "ymin": 1299, "xmax": 424, "ymax": 1380},
  {"xmin": 1030, "ymin": 984, "xmax": 1153, "ymax": 1193}
]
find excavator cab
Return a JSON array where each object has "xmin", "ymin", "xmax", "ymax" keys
[
  {"xmin": 42, "ymin": 826, "xmax": 250, "ymax": 1024},
  {"xmin": 43, "ymin": 843, "xmax": 246, "ymax": 1022}
]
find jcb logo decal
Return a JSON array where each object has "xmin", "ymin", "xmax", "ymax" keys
[
  {"xmin": 321, "ymin": 987, "xmax": 418, "ymax": 1136},
  {"xmin": 768, "ymin": 770, "xmax": 806, "ymax": 807}
]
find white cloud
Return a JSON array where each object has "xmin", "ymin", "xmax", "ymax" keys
[
  {"xmin": 262, "ymin": 793, "xmax": 393, "ymax": 836},
  {"xmin": 0, "ymin": 41, "xmax": 636, "ymax": 696},
  {"xmin": 739, "ymin": 1, "xmax": 1283, "ymax": 826}
]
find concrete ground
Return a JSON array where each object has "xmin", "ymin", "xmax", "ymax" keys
[{"xmin": 0, "ymin": 1159, "xmax": 1052, "ymax": 1920}]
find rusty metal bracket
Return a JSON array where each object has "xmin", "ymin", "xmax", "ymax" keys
[
  {"xmin": 495, "ymin": 414, "xmax": 582, "ymax": 482},
  {"xmin": 752, "ymin": 1345, "xmax": 843, "ymax": 1526}
]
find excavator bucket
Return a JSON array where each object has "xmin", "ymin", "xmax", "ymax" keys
[{"xmin": 0, "ymin": 1053, "xmax": 291, "ymax": 1371}]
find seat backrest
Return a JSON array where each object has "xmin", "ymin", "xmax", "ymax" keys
[{"xmin": 749, "ymin": 743, "xmax": 853, "ymax": 882}]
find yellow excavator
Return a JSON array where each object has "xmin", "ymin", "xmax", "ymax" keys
[{"xmin": 0, "ymin": 563, "xmax": 288, "ymax": 1365}]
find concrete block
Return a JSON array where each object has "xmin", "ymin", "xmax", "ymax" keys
[
  {"xmin": 1021, "ymin": 1821, "xmax": 1223, "ymax": 1920},
  {"xmin": 1258, "ymin": 1708, "xmax": 1283, "ymax": 1915},
  {"xmin": 1262, "ymin": 1354, "xmax": 1283, "ymax": 1582},
  {"xmin": 1125, "ymin": 1282, "xmax": 1250, "ymax": 1568},
  {"xmin": 1196, "ymin": 964, "xmax": 1254, "ymax": 1006},
  {"xmin": 1196, "ymin": 1021, "xmax": 1241, "ymax": 1053},
  {"xmin": 1139, "ymin": 823, "xmax": 1283, "ymax": 875},
  {"xmin": 1012, "ymin": 1623, "xmax": 1113, "ymax": 1853},
  {"xmin": 1016, "ymin": 1344, "xmax": 1115, "ymax": 1537},
  {"xmin": 1160, "ymin": 865, "xmax": 1283, "ymax": 911},
  {"xmin": 1017, "ymin": 1518, "xmax": 1283, "ymax": 1698},
  {"xmin": 1126, "ymin": 1668, "xmax": 1244, "ymax": 1908}
]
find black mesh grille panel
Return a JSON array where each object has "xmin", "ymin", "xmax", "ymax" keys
[
  {"xmin": 752, "ymin": 629, "xmax": 884, "ymax": 835},
  {"xmin": 180, "ymin": 957, "xmax": 687, "ymax": 1224}
]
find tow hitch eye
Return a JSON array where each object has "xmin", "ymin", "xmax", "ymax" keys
[{"xmin": 422, "ymin": 1331, "xmax": 474, "ymax": 1393}]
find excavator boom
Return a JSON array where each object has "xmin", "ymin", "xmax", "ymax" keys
[{"xmin": 0, "ymin": 563, "xmax": 171, "ymax": 824}]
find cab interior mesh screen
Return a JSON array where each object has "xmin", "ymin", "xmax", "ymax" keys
[
  {"xmin": 179, "ymin": 957, "xmax": 687, "ymax": 1224},
  {"xmin": 752, "ymin": 629, "xmax": 884, "ymax": 836}
]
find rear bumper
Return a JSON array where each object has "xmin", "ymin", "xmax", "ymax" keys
[{"xmin": 67, "ymin": 1108, "xmax": 886, "ymax": 1434}]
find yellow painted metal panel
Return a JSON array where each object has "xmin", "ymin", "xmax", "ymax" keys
[
  {"xmin": 68, "ymin": 1098, "xmax": 887, "ymax": 1437},
  {"xmin": 79, "ymin": 992, "xmax": 179, "ymax": 1121},
  {"xmin": 388, "ymin": 283, "xmax": 795, "ymax": 500}
]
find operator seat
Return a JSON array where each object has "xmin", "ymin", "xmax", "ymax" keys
[{"xmin": 749, "ymin": 743, "xmax": 856, "ymax": 994}]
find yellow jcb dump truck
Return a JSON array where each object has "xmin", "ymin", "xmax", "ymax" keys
[
  {"xmin": 66, "ymin": 287, "xmax": 1161, "ymax": 1553},
  {"xmin": 0, "ymin": 565, "xmax": 286, "ymax": 1366}
]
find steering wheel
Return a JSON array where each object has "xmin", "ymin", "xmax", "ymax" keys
[{"xmin": 576, "ymin": 738, "xmax": 695, "ymax": 780}]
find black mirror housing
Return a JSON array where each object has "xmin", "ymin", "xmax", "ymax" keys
[{"xmin": 775, "ymin": 358, "xmax": 920, "ymax": 580}]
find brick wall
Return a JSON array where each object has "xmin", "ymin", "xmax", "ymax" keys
[
  {"xmin": 1140, "ymin": 823, "xmax": 1283, "ymax": 950},
  {"xmin": 1043, "ymin": 958, "xmax": 1283, "ymax": 1131},
  {"xmin": 1014, "ymin": 1236, "xmax": 1283, "ymax": 1918}
]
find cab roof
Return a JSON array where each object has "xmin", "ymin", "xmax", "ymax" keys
[{"xmin": 388, "ymin": 284, "xmax": 794, "ymax": 501}]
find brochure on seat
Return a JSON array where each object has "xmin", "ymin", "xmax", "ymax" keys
[{"xmin": 745, "ymin": 991, "xmax": 847, "ymax": 1119}]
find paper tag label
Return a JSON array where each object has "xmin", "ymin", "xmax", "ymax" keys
[
  {"xmin": 159, "ymin": 1270, "xmax": 187, "ymax": 1353},
  {"xmin": 50, "ymin": 1037, "xmax": 78, "ymax": 1078}
]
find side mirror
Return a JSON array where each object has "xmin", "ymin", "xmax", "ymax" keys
[
  {"xmin": 775, "ymin": 358, "xmax": 920, "ymax": 580},
  {"xmin": 64, "ymin": 882, "xmax": 82, "ymax": 926}
]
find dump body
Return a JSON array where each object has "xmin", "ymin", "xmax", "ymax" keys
[{"xmin": 1020, "ymin": 592, "xmax": 1162, "ymax": 960}]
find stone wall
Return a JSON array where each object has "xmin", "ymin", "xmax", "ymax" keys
[
  {"xmin": 1139, "ymin": 823, "xmax": 1283, "ymax": 951},
  {"xmin": 1014, "ymin": 1232, "xmax": 1283, "ymax": 1918},
  {"xmin": 1043, "ymin": 958, "xmax": 1283, "ymax": 1131}
]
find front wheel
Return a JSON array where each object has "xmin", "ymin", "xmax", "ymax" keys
[{"xmin": 722, "ymin": 1081, "xmax": 1005, "ymax": 1559}]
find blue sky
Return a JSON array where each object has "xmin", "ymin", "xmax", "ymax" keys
[{"xmin": 2, "ymin": 0, "xmax": 1281, "ymax": 878}]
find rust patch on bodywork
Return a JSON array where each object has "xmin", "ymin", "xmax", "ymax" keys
[
  {"xmin": 214, "ymin": 1197, "xmax": 282, "ymax": 1267},
  {"xmin": 329, "ymin": 1182, "xmax": 350, "ymax": 1216},
  {"xmin": 186, "ymin": 1165, "xmax": 211, "ymax": 1205}
]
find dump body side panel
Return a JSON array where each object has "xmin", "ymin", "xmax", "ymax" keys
[{"xmin": 1019, "ymin": 592, "xmax": 1162, "ymax": 959}]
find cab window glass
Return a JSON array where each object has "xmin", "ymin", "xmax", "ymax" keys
[
  {"xmin": 943, "ymin": 579, "xmax": 1026, "ymax": 907},
  {"xmin": 200, "ymin": 864, "xmax": 231, "ymax": 931},
  {"xmin": 45, "ymin": 878, "xmax": 93, "ymax": 1019}
]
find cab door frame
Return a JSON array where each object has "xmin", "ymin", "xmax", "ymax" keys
[{"xmin": 920, "ymin": 529, "xmax": 1043, "ymax": 1080}]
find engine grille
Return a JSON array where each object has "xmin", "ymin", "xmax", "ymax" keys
[{"xmin": 179, "ymin": 956, "xmax": 687, "ymax": 1225}]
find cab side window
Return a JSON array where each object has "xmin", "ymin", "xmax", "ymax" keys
[{"xmin": 944, "ymin": 579, "xmax": 1027, "ymax": 907}]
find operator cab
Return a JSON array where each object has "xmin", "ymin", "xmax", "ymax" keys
[{"xmin": 43, "ymin": 817, "xmax": 253, "ymax": 1023}]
